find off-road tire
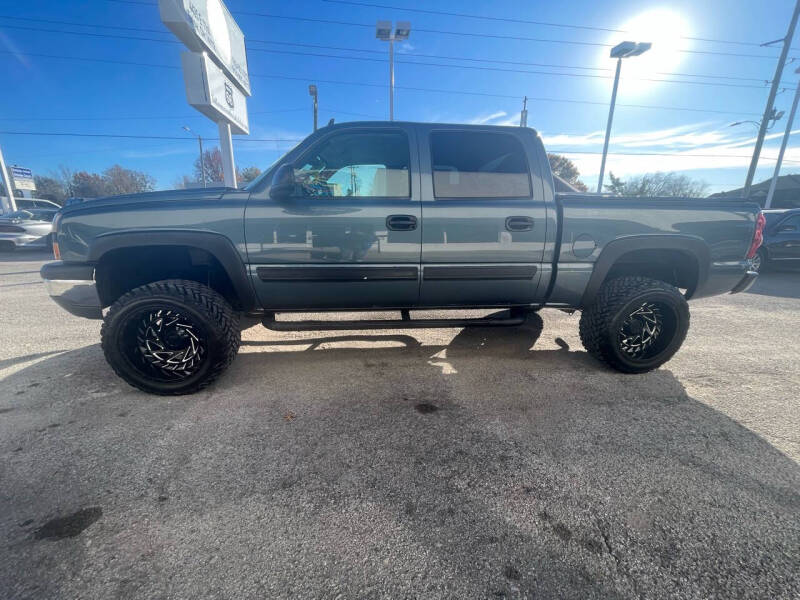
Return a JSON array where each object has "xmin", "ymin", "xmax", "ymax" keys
[
  {"xmin": 101, "ymin": 279, "xmax": 240, "ymax": 395},
  {"xmin": 579, "ymin": 276, "xmax": 689, "ymax": 374}
]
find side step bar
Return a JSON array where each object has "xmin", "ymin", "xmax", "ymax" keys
[{"xmin": 262, "ymin": 310, "xmax": 526, "ymax": 331}]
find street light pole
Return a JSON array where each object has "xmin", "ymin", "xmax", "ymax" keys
[
  {"xmin": 389, "ymin": 37, "xmax": 394, "ymax": 121},
  {"xmin": 596, "ymin": 41, "xmax": 651, "ymax": 194},
  {"xmin": 743, "ymin": 0, "xmax": 800, "ymax": 198},
  {"xmin": 765, "ymin": 67, "xmax": 800, "ymax": 208},
  {"xmin": 377, "ymin": 21, "xmax": 410, "ymax": 122},
  {"xmin": 0, "ymin": 142, "xmax": 17, "ymax": 213},
  {"xmin": 597, "ymin": 58, "xmax": 622, "ymax": 194}
]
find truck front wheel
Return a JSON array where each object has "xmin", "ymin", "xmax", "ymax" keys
[
  {"xmin": 579, "ymin": 276, "xmax": 689, "ymax": 374},
  {"xmin": 101, "ymin": 279, "xmax": 240, "ymax": 395}
]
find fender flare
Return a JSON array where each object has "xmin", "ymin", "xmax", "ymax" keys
[
  {"xmin": 580, "ymin": 234, "xmax": 710, "ymax": 308},
  {"xmin": 88, "ymin": 229, "xmax": 257, "ymax": 311}
]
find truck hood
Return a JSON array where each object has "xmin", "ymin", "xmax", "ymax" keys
[{"xmin": 58, "ymin": 187, "xmax": 235, "ymax": 215}]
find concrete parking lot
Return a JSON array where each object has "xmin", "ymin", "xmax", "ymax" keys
[{"xmin": 1, "ymin": 250, "xmax": 799, "ymax": 599}]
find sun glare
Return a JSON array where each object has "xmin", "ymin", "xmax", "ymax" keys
[{"xmin": 600, "ymin": 9, "xmax": 690, "ymax": 95}]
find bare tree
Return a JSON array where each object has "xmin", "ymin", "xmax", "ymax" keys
[
  {"xmin": 547, "ymin": 154, "xmax": 588, "ymax": 191},
  {"xmin": 604, "ymin": 172, "xmax": 708, "ymax": 197},
  {"xmin": 194, "ymin": 147, "xmax": 225, "ymax": 183}
]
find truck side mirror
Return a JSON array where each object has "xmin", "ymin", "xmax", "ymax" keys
[{"xmin": 269, "ymin": 164, "xmax": 296, "ymax": 200}]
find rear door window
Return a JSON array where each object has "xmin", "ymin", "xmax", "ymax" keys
[{"xmin": 430, "ymin": 131, "xmax": 531, "ymax": 198}]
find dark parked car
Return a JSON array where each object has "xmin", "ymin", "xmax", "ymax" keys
[
  {"xmin": 752, "ymin": 208, "xmax": 800, "ymax": 271},
  {"xmin": 41, "ymin": 121, "xmax": 763, "ymax": 395}
]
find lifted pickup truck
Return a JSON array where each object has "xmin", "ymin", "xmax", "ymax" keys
[{"xmin": 41, "ymin": 122, "xmax": 764, "ymax": 395}]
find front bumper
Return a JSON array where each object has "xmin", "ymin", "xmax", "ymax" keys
[
  {"xmin": 40, "ymin": 262, "xmax": 103, "ymax": 319},
  {"xmin": 730, "ymin": 270, "xmax": 758, "ymax": 294}
]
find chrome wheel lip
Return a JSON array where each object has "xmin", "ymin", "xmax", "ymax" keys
[
  {"xmin": 751, "ymin": 252, "xmax": 762, "ymax": 272},
  {"xmin": 134, "ymin": 308, "xmax": 207, "ymax": 380}
]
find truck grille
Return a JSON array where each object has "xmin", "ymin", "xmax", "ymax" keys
[{"xmin": 0, "ymin": 225, "xmax": 25, "ymax": 233}]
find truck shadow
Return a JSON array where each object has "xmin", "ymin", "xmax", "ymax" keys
[{"xmin": 2, "ymin": 320, "xmax": 799, "ymax": 598}]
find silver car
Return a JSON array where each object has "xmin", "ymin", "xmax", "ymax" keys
[{"xmin": 0, "ymin": 209, "xmax": 57, "ymax": 251}]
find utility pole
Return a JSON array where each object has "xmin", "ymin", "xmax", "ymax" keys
[
  {"xmin": 743, "ymin": 0, "xmax": 800, "ymax": 197},
  {"xmin": 309, "ymin": 84, "xmax": 318, "ymax": 131},
  {"xmin": 520, "ymin": 96, "xmax": 528, "ymax": 127},
  {"xmin": 0, "ymin": 142, "xmax": 17, "ymax": 214},
  {"xmin": 766, "ymin": 66, "xmax": 800, "ymax": 208},
  {"xmin": 182, "ymin": 126, "xmax": 206, "ymax": 188}
]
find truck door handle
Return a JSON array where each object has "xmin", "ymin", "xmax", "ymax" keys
[
  {"xmin": 505, "ymin": 216, "xmax": 534, "ymax": 232},
  {"xmin": 386, "ymin": 214, "xmax": 417, "ymax": 231}
]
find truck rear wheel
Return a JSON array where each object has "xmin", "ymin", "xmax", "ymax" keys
[
  {"xmin": 101, "ymin": 279, "xmax": 240, "ymax": 395},
  {"xmin": 579, "ymin": 276, "xmax": 689, "ymax": 374}
]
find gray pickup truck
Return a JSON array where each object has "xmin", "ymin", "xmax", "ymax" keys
[{"xmin": 41, "ymin": 122, "xmax": 764, "ymax": 395}]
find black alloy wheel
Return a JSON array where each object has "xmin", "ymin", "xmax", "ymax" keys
[
  {"xmin": 101, "ymin": 280, "xmax": 240, "ymax": 395},
  {"xmin": 579, "ymin": 276, "xmax": 690, "ymax": 374}
]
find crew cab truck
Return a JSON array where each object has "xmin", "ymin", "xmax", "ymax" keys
[{"xmin": 41, "ymin": 122, "xmax": 764, "ymax": 395}]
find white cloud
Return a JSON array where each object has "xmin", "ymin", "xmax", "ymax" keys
[
  {"xmin": 468, "ymin": 111, "xmax": 508, "ymax": 125},
  {"xmin": 542, "ymin": 123, "xmax": 800, "ymax": 178}
]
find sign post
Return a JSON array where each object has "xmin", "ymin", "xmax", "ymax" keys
[
  {"xmin": 159, "ymin": 0, "xmax": 250, "ymax": 187},
  {"xmin": 0, "ymin": 143, "xmax": 17, "ymax": 213}
]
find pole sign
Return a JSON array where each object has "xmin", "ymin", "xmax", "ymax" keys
[
  {"xmin": 10, "ymin": 166, "xmax": 36, "ymax": 191},
  {"xmin": 181, "ymin": 52, "xmax": 249, "ymax": 135},
  {"xmin": 158, "ymin": 0, "xmax": 250, "ymax": 96}
]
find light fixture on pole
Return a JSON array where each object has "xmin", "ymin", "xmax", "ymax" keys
[
  {"xmin": 596, "ymin": 40, "xmax": 651, "ymax": 194},
  {"xmin": 376, "ymin": 20, "xmax": 411, "ymax": 121},
  {"xmin": 730, "ymin": 108, "xmax": 785, "ymax": 131},
  {"xmin": 182, "ymin": 125, "xmax": 206, "ymax": 188},
  {"xmin": 308, "ymin": 84, "xmax": 318, "ymax": 132},
  {"xmin": 765, "ymin": 66, "xmax": 800, "ymax": 209}
]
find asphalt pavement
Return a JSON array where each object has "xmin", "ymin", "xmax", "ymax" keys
[{"xmin": 1, "ymin": 250, "xmax": 798, "ymax": 599}]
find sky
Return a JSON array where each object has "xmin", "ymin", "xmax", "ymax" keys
[{"xmin": 1, "ymin": 0, "xmax": 800, "ymax": 194}]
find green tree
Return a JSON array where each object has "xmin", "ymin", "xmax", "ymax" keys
[
  {"xmin": 604, "ymin": 171, "xmax": 708, "ymax": 197},
  {"xmin": 547, "ymin": 154, "xmax": 588, "ymax": 191}
]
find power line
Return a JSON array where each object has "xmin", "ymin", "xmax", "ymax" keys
[
  {"xmin": 0, "ymin": 49, "xmax": 765, "ymax": 117},
  {"xmin": 0, "ymin": 131, "xmax": 301, "ymax": 142},
  {"xmin": 100, "ymin": 0, "xmax": 790, "ymax": 60},
  {"xmin": 248, "ymin": 46, "xmax": 772, "ymax": 90},
  {"xmin": 3, "ymin": 129, "xmax": 797, "ymax": 163},
  {"xmin": 0, "ymin": 22, "xmax": 775, "ymax": 91},
  {"xmin": 1, "ymin": 15, "xmax": 774, "ymax": 84},
  {"xmin": 0, "ymin": 108, "xmax": 309, "ymax": 122},
  {"xmin": 321, "ymin": 0, "xmax": 800, "ymax": 51},
  {"xmin": 247, "ymin": 38, "xmax": 772, "ymax": 84}
]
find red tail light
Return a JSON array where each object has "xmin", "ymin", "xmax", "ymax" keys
[{"xmin": 746, "ymin": 212, "xmax": 766, "ymax": 259}]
